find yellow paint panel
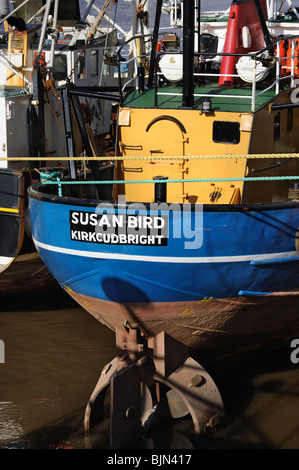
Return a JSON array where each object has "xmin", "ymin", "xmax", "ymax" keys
[
  {"xmin": 6, "ymin": 30, "xmax": 28, "ymax": 87},
  {"xmin": 116, "ymin": 108, "xmax": 251, "ymax": 204}
]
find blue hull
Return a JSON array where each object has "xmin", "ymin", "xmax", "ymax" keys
[{"xmin": 28, "ymin": 186, "xmax": 299, "ymax": 360}]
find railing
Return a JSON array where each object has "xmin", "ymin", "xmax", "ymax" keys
[
  {"xmin": 167, "ymin": 0, "xmax": 299, "ymax": 25},
  {"xmin": 153, "ymin": 36, "xmax": 299, "ymax": 112},
  {"xmin": 116, "ymin": 33, "xmax": 153, "ymax": 102},
  {"xmin": 116, "ymin": 31, "xmax": 299, "ymax": 112},
  {"xmin": 167, "ymin": 0, "xmax": 230, "ymax": 28}
]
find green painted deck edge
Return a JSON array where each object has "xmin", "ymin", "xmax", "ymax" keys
[
  {"xmin": 122, "ymin": 85, "xmax": 276, "ymax": 113},
  {"xmin": 268, "ymin": 15, "xmax": 299, "ymax": 23},
  {"xmin": 200, "ymin": 16, "xmax": 228, "ymax": 22}
]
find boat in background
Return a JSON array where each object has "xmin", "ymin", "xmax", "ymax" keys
[
  {"xmin": 163, "ymin": 0, "xmax": 299, "ymax": 76},
  {"xmin": 0, "ymin": 0, "xmax": 121, "ymax": 292},
  {"xmin": 28, "ymin": 0, "xmax": 299, "ymax": 448}
]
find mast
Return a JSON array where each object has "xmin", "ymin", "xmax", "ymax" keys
[
  {"xmin": 253, "ymin": 0, "xmax": 272, "ymax": 50},
  {"xmin": 148, "ymin": 0, "xmax": 163, "ymax": 88},
  {"xmin": 196, "ymin": 0, "xmax": 200, "ymax": 57},
  {"xmin": 182, "ymin": 0, "xmax": 195, "ymax": 108}
]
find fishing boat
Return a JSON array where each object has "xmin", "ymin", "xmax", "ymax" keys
[
  {"xmin": 28, "ymin": 0, "xmax": 299, "ymax": 448},
  {"xmin": 0, "ymin": 0, "xmax": 121, "ymax": 293}
]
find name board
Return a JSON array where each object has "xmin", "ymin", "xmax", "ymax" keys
[{"xmin": 70, "ymin": 210, "xmax": 168, "ymax": 246}]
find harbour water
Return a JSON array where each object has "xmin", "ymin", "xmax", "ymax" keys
[
  {"xmin": 0, "ymin": 288, "xmax": 298, "ymax": 450},
  {"xmin": 0, "ymin": 0, "xmax": 299, "ymax": 452}
]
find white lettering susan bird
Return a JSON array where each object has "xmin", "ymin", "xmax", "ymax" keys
[{"xmin": 71, "ymin": 212, "xmax": 165, "ymax": 229}]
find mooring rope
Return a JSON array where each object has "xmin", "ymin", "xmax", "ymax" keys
[
  {"xmin": 3, "ymin": 153, "xmax": 299, "ymax": 161},
  {"xmin": 42, "ymin": 175, "xmax": 299, "ymax": 185}
]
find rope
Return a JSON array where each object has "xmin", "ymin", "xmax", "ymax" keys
[
  {"xmin": 42, "ymin": 175, "xmax": 299, "ymax": 185},
  {"xmin": 3, "ymin": 153, "xmax": 299, "ymax": 161},
  {"xmin": 99, "ymin": 0, "xmax": 113, "ymax": 87},
  {"xmin": 39, "ymin": 65, "xmax": 65, "ymax": 132}
]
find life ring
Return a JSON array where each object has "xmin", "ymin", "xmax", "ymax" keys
[
  {"xmin": 32, "ymin": 51, "xmax": 46, "ymax": 68},
  {"xmin": 274, "ymin": 39, "xmax": 286, "ymax": 76},
  {"xmin": 157, "ymin": 39, "xmax": 164, "ymax": 52},
  {"xmin": 286, "ymin": 38, "xmax": 299, "ymax": 78},
  {"xmin": 81, "ymin": 102, "xmax": 92, "ymax": 125}
]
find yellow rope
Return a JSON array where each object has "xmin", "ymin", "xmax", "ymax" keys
[{"xmin": 2, "ymin": 153, "xmax": 299, "ymax": 161}]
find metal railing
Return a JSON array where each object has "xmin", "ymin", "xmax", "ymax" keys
[
  {"xmin": 151, "ymin": 36, "xmax": 299, "ymax": 112},
  {"xmin": 116, "ymin": 33, "xmax": 153, "ymax": 102},
  {"xmin": 116, "ymin": 32, "xmax": 299, "ymax": 112}
]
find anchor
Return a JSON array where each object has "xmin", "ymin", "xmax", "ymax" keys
[{"xmin": 84, "ymin": 325, "xmax": 224, "ymax": 449}]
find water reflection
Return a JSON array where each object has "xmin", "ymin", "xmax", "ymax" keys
[
  {"xmin": 216, "ymin": 348, "xmax": 299, "ymax": 449},
  {"xmin": 0, "ymin": 289, "xmax": 114, "ymax": 449},
  {"xmin": 0, "ymin": 289, "xmax": 298, "ymax": 449}
]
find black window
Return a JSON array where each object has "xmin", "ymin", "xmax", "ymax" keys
[
  {"xmin": 77, "ymin": 56, "xmax": 86, "ymax": 80},
  {"xmin": 274, "ymin": 112, "xmax": 280, "ymax": 140},
  {"xmin": 52, "ymin": 54, "xmax": 67, "ymax": 80},
  {"xmin": 200, "ymin": 33, "xmax": 218, "ymax": 60},
  {"xmin": 90, "ymin": 50, "xmax": 99, "ymax": 77},
  {"xmin": 213, "ymin": 121, "xmax": 240, "ymax": 144}
]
